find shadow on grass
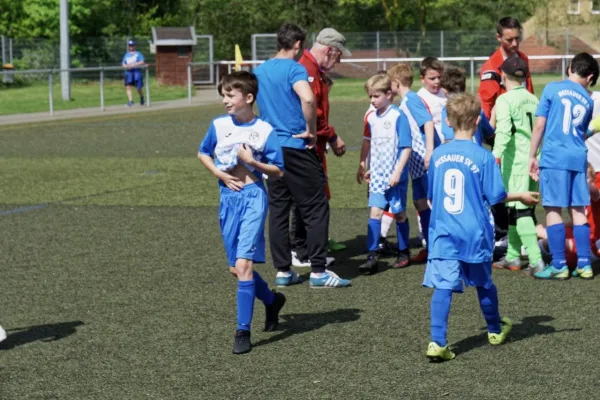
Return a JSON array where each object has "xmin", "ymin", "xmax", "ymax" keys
[
  {"xmin": 452, "ymin": 315, "xmax": 581, "ymax": 356},
  {"xmin": 253, "ymin": 308, "xmax": 361, "ymax": 348},
  {"xmin": 0, "ymin": 320, "xmax": 84, "ymax": 350}
]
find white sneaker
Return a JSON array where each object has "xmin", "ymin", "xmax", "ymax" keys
[
  {"xmin": 495, "ymin": 236, "xmax": 508, "ymax": 249},
  {"xmin": 291, "ymin": 252, "xmax": 334, "ymax": 268},
  {"xmin": 521, "ymin": 245, "xmax": 527, "ymax": 257},
  {"xmin": 0, "ymin": 325, "xmax": 6, "ymax": 343}
]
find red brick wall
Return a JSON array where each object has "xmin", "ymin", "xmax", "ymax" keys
[{"xmin": 156, "ymin": 46, "xmax": 193, "ymax": 86}]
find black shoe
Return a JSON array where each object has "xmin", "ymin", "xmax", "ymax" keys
[
  {"xmin": 232, "ymin": 330, "xmax": 252, "ymax": 355},
  {"xmin": 393, "ymin": 252, "xmax": 411, "ymax": 269},
  {"xmin": 377, "ymin": 237, "xmax": 397, "ymax": 256},
  {"xmin": 264, "ymin": 291, "xmax": 286, "ymax": 332},
  {"xmin": 358, "ymin": 252, "xmax": 379, "ymax": 275}
]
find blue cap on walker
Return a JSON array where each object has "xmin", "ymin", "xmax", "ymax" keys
[{"xmin": 128, "ymin": 40, "xmax": 136, "ymax": 46}]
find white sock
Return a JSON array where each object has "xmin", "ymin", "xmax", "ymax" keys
[{"xmin": 381, "ymin": 212, "xmax": 395, "ymax": 237}]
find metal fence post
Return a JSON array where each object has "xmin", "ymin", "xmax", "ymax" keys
[
  {"xmin": 1, "ymin": 36, "xmax": 5, "ymax": 66},
  {"xmin": 376, "ymin": 31, "xmax": 380, "ymax": 71},
  {"xmin": 8, "ymin": 38, "xmax": 12, "ymax": 64},
  {"xmin": 49, "ymin": 72, "xmax": 54, "ymax": 116},
  {"xmin": 227, "ymin": 63, "xmax": 232, "ymax": 74},
  {"xmin": 561, "ymin": 56, "xmax": 567, "ymax": 80},
  {"xmin": 440, "ymin": 31, "xmax": 444, "ymax": 58},
  {"xmin": 100, "ymin": 68, "xmax": 104, "ymax": 111},
  {"xmin": 145, "ymin": 67, "xmax": 151, "ymax": 107},
  {"xmin": 215, "ymin": 63, "xmax": 220, "ymax": 88},
  {"xmin": 187, "ymin": 63, "xmax": 192, "ymax": 104},
  {"xmin": 383, "ymin": 60, "xmax": 387, "ymax": 71},
  {"xmin": 470, "ymin": 58, "xmax": 475, "ymax": 93},
  {"xmin": 251, "ymin": 34, "xmax": 257, "ymax": 61}
]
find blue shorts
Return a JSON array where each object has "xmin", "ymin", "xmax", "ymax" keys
[
  {"xmin": 540, "ymin": 167, "xmax": 589, "ymax": 207},
  {"xmin": 423, "ymin": 259, "xmax": 494, "ymax": 293},
  {"xmin": 412, "ymin": 175, "xmax": 428, "ymax": 201},
  {"xmin": 124, "ymin": 72, "xmax": 143, "ymax": 90},
  {"xmin": 368, "ymin": 182, "xmax": 408, "ymax": 214},
  {"xmin": 219, "ymin": 182, "xmax": 268, "ymax": 267}
]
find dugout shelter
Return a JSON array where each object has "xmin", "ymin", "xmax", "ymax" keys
[{"xmin": 152, "ymin": 26, "xmax": 197, "ymax": 86}]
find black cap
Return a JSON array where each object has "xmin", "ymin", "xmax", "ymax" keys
[{"xmin": 500, "ymin": 54, "xmax": 528, "ymax": 77}]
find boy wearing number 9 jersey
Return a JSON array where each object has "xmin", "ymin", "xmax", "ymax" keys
[
  {"xmin": 529, "ymin": 52, "xmax": 599, "ymax": 280},
  {"xmin": 492, "ymin": 54, "xmax": 544, "ymax": 274},
  {"xmin": 424, "ymin": 94, "xmax": 540, "ymax": 362}
]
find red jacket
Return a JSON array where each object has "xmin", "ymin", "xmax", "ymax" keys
[
  {"xmin": 478, "ymin": 48, "xmax": 534, "ymax": 119},
  {"xmin": 298, "ymin": 49, "xmax": 337, "ymax": 146}
]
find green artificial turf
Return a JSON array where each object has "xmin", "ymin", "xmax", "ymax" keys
[{"xmin": 1, "ymin": 101, "xmax": 599, "ymax": 399}]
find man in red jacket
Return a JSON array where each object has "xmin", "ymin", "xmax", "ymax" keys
[
  {"xmin": 290, "ymin": 28, "xmax": 350, "ymax": 266},
  {"xmin": 479, "ymin": 17, "xmax": 534, "ymax": 120},
  {"xmin": 479, "ymin": 17, "xmax": 534, "ymax": 249}
]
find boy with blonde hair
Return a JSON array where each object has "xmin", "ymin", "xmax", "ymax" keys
[
  {"xmin": 388, "ymin": 63, "xmax": 435, "ymax": 264},
  {"xmin": 357, "ymin": 73, "xmax": 412, "ymax": 274},
  {"xmin": 424, "ymin": 93, "xmax": 539, "ymax": 361}
]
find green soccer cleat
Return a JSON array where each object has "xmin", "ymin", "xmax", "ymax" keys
[
  {"xmin": 328, "ymin": 239, "xmax": 347, "ymax": 252},
  {"xmin": 488, "ymin": 317, "xmax": 512, "ymax": 346},
  {"xmin": 572, "ymin": 265, "xmax": 594, "ymax": 279},
  {"xmin": 426, "ymin": 342, "xmax": 455, "ymax": 362},
  {"xmin": 533, "ymin": 265, "xmax": 570, "ymax": 280}
]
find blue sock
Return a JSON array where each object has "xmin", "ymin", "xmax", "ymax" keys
[
  {"xmin": 396, "ymin": 220, "xmax": 409, "ymax": 251},
  {"xmin": 430, "ymin": 289, "xmax": 453, "ymax": 347},
  {"xmin": 547, "ymin": 223, "xmax": 567, "ymax": 269},
  {"xmin": 476, "ymin": 284, "xmax": 501, "ymax": 334},
  {"xmin": 253, "ymin": 271, "xmax": 274, "ymax": 305},
  {"xmin": 367, "ymin": 218, "xmax": 382, "ymax": 252},
  {"xmin": 237, "ymin": 280, "xmax": 255, "ymax": 331},
  {"xmin": 419, "ymin": 208, "xmax": 431, "ymax": 245},
  {"xmin": 573, "ymin": 224, "xmax": 591, "ymax": 267}
]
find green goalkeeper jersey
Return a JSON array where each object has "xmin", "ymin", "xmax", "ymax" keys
[{"xmin": 492, "ymin": 86, "xmax": 539, "ymax": 176}]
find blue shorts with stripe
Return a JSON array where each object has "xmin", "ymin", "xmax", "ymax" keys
[
  {"xmin": 412, "ymin": 174, "xmax": 428, "ymax": 201},
  {"xmin": 219, "ymin": 182, "xmax": 267, "ymax": 267},
  {"xmin": 368, "ymin": 181, "xmax": 408, "ymax": 214},
  {"xmin": 540, "ymin": 167, "xmax": 590, "ymax": 208},
  {"xmin": 423, "ymin": 258, "xmax": 494, "ymax": 293}
]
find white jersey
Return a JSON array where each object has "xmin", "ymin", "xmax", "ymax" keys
[
  {"xmin": 417, "ymin": 87, "xmax": 447, "ymax": 143},
  {"xmin": 364, "ymin": 105, "xmax": 412, "ymax": 194},
  {"xmin": 586, "ymin": 91, "xmax": 600, "ymax": 172}
]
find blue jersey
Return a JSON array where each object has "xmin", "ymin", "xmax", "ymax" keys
[
  {"xmin": 537, "ymin": 80, "xmax": 594, "ymax": 172},
  {"xmin": 364, "ymin": 105, "xmax": 412, "ymax": 194},
  {"xmin": 400, "ymin": 91, "xmax": 433, "ymax": 179},
  {"xmin": 427, "ymin": 140, "xmax": 506, "ymax": 263},
  {"xmin": 122, "ymin": 51, "xmax": 144, "ymax": 77},
  {"xmin": 199, "ymin": 115, "xmax": 284, "ymax": 187},
  {"xmin": 441, "ymin": 108, "xmax": 494, "ymax": 146},
  {"xmin": 254, "ymin": 58, "xmax": 309, "ymax": 150}
]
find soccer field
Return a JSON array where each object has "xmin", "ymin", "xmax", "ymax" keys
[{"xmin": 1, "ymin": 101, "xmax": 599, "ymax": 399}]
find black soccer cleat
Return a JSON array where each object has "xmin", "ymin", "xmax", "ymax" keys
[
  {"xmin": 264, "ymin": 291, "xmax": 286, "ymax": 332},
  {"xmin": 232, "ymin": 329, "xmax": 252, "ymax": 355},
  {"xmin": 377, "ymin": 237, "xmax": 397, "ymax": 256},
  {"xmin": 358, "ymin": 252, "xmax": 379, "ymax": 275}
]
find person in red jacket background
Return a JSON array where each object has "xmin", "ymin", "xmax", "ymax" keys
[
  {"xmin": 479, "ymin": 17, "xmax": 534, "ymax": 120},
  {"xmin": 479, "ymin": 17, "xmax": 534, "ymax": 249},
  {"xmin": 290, "ymin": 28, "xmax": 350, "ymax": 267}
]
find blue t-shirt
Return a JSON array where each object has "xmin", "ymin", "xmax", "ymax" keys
[
  {"xmin": 400, "ymin": 91, "xmax": 435, "ymax": 179},
  {"xmin": 122, "ymin": 51, "xmax": 144, "ymax": 77},
  {"xmin": 199, "ymin": 115, "xmax": 284, "ymax": 187},
  {"xmin": 441, "ymin": 108, "xmax": 494, "ymax": 146},
  {"xmin": 537, "ymin": 80, "xmax": 593, "ymax": 172},
  {"xmin": 254, "ymin": 58, "xmax": 309, "ymax": 149},
  {"xmin": 427, "ymin": 139, "xmax": 506, "ymax": 263},
  {"xmin": 364, "ymin": 105, "xmax": 412, "ymax": 193}
]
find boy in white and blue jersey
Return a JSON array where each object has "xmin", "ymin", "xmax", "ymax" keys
[
  {"xmin": 357, "ymin": 73, "xmax": 412, "ymax": 275},
  {"xmin": 388, "ymin": 63, "xmax": 435, "ymax": 265},
  {"xmin": 529, "ymin": 52, "xmax": 600, "ymax": 280},
  {"xmin": 198, "ymin": 72, "xmax": 286, "ymax": 355},
  {"xmin": 121, "ymin": 40, "xmax": 145, "ymax": 106},
  {"xmin": 424, "ymin": 94, "xmax": 540, "ymax": 361},
  {"xmin": 439, "ymin": 66, "xmax": 494, "ymax": 146}
]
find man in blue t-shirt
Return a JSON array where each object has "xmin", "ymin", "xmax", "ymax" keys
[
  {"xmin": 424, "ymin": 93, "xmax": 539, "ymax": 361},
  {"xmin": 254, "ymin": 22, "xmax": 351, "ymax": 289},
  {"xmin": 529, "ymin": 52, "xmax": 600, "ymax": 280},
  {"xmin": 122, "ymin": 40, "xmax": 145, "ymax": 107}
]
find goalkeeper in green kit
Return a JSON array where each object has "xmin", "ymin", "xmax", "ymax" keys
[{"xmin": 492, "ymin": 54, "xmax": 545, "ymax": 274}]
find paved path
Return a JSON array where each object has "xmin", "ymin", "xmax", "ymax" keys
[{"xmin": 0, "ymin": 89, "xmax": 221, "ymax": 126}]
